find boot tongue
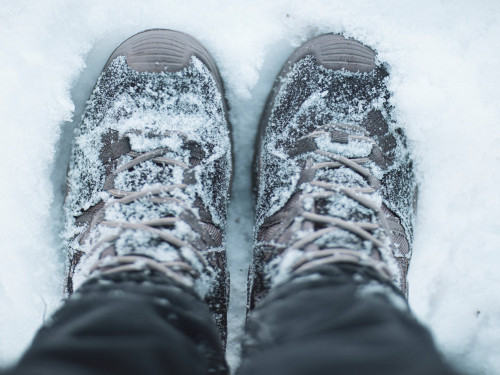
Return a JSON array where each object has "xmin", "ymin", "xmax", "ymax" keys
[{"xmin": 306, "ymin": 131, "xmax": 380, "ymax": 250}]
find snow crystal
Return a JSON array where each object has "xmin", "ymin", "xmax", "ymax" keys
[
  {"xmin": 356, "ymin": 280, "xmax": 409, "ymax": 312},
  {"xmin": 315, "ymin": 135, "xmax": 373, "ymax": 158}
]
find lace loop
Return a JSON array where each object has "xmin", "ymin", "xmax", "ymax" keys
[
  {"xmin": 90, "ymin": 255, "xmax": 199, "ymax": 285},
  {"xmin": 289, "ymin": 248, "xmax": 392, "ymax": 281}
]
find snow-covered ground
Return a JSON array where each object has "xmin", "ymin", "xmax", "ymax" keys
[{"xmin": 1, "ymin": 0, "xmax": 499, "ymax": 373}]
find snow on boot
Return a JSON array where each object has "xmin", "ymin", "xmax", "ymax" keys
[
  {"xmin": 62, "ymin": 29, "xmax": 232, "ymax": 344},
  {"xmin": 249, "ymin": 34, "xmax": 417, "ymax": 310}
]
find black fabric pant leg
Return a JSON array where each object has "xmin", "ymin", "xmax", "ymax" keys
[
  {"xmin": 238, "ymin": 265, "xmax": 459, "ymax": 375},
  {"xmin": 6, "ymin": 273, "xmax": 228, "ymax": 375}
]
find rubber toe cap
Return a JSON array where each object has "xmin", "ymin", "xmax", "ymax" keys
[
  {"xmin": 288, "ymin": 34, "xmax": 376, "ymax": 73},
  {"xmin": 103, "ymin": 29, "xmax": 223, "ymax": 91}
]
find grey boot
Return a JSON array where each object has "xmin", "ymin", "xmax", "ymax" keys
[
  {"xmin": 249, "ymin": 34, "xmax": 417, "ymax": 310},
  {"xmin": 63, "ymin": 29, "xmax": 232, "ymax": 344}
]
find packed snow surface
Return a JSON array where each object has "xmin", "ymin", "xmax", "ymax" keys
[{"xmin": 1, "ymin": 1, "xmax": 500, "ymax": 374}]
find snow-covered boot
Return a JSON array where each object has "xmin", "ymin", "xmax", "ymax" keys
[
  {"xmin": 249, "ymin": 34, "xmax": 417, "ymax": 310},
  {"xmin": 63, "ymin": 29, "xmax": 232, "ymax": 343}
]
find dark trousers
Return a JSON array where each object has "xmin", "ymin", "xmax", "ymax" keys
[{"xmin": 6, "ymin": 266, "xmax": 458, "ymax": 375}]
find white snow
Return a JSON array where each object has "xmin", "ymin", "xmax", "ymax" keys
[{"xmin": 0, "ymin": 1, "xmax": 500, "ymax": 374}]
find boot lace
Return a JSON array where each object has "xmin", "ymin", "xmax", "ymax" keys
[
  {"xmin": 84, "ymin": 131, "xmax": 213, "ymax": 287},
  {"xmin": 272, "ymin": 123, "xmax": 395, "ymax": 281}
]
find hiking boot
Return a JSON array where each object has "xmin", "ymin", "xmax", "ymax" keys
[
  {"xmin": 63, "ymin": 29, "xmax": 232, "ymax": 343},
  {"xmin": 249, "ymin": 34, "xmax": 417, "ymax": 310}
]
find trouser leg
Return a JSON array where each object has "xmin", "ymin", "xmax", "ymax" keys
[
  {"xmin": 238, "ymin": 265, "xmax": 459, "ymax": 375},
  {"xmin": 7, "ymin": 272, "xmax": 228, "ymax": 375}
]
